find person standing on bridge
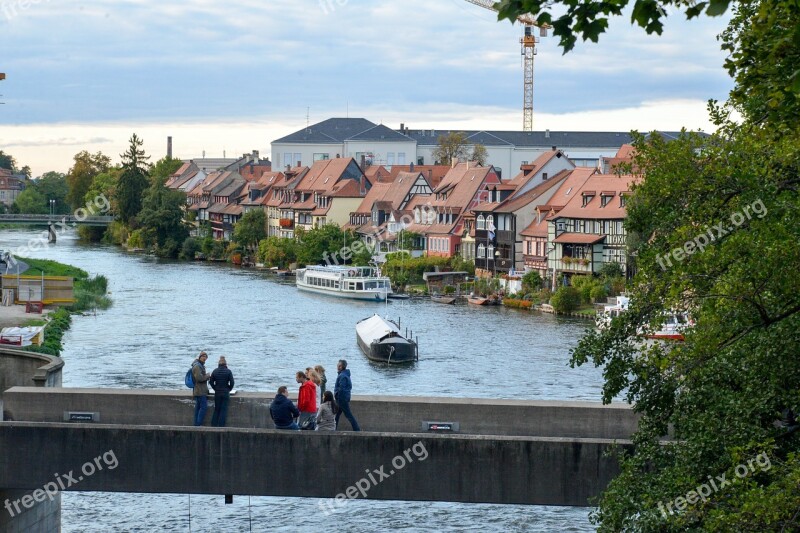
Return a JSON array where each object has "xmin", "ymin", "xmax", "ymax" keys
[
  {"xmin": 192, "ymin": 351, "xmax": 211, "ymax": 426},
  {"xmin": 296, "ymin": 370, "xmax": 317, "ymax": 428},
  {"xmin": 334, "ymin": 359, "xmax": 361, "ymax": 431},
  {"xmin": 210, "ymin": 356, "xmax": 235, "ymax": 427}
]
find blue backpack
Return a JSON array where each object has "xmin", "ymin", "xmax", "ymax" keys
[{"xmin": 185, "ymin": 363, "xmax": 197, "ymax": 388}]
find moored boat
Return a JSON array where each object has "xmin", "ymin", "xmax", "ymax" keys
[
  {"xmin": 295, "ymin": 265, "xmax": 391, "ymax": 301},
  {"xmin": 356, "ymin": 314, "xmax": 418, "ymax": 363},
  {"xmin": 431, "ymin": 295, "xmax": 457, "ymax": 304},
  {"xmin": 468, "ymin": 296, "xmax": 489, "ymax": 305}
]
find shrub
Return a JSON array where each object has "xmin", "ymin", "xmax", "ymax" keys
[
  {"xmin": 443, "ymin": 285, "xmax": 456, "ymax": 295},
  {"xmin": 551, "ymin": 286, "xmax": 581, "ymax": 314},
  {"xmin": 179, "ymin": 237, "xmax": 201, "ymax": 260},
  {"xmin": 24, "ymin": 308, "xmax": 71, "ymax": 357},
  {"xmin": 590, "ymin": 283, "xmax": 608, "ymax": 302},
  {"xmin": 522, "ymin": 270, "xmax": 542, "ymax": 292}
]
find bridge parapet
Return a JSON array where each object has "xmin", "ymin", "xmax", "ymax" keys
[{"xmin": 1, "ymin": 387, "xmax": 639, "ymax": 439}]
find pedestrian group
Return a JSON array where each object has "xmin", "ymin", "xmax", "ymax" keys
[{"xmin": 190, "ymin": 352, "xmax": 360, "ymax": 432}]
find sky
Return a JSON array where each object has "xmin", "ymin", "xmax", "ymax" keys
[{"xmin": 0, "ymin": 0, "xmax": 733, "ymax": 176}]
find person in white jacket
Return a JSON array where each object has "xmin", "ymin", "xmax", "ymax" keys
[{"xmin": 315, "ymin": 391, "xmax": 337, "ymax": 431}]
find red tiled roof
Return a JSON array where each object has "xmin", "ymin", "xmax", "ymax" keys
[
  {"xmin": 389, "ymin": 165, "xmax": 449, "ymax": 188},
  {"xmin": 431, "ymin": 162, "xmax": 496, "ymax": 212},
  {"xmin": 330, "ymin": 179, "xmax": 364, "ymax": 198},
  {"xmin": 353, "ymin": 182, "xmax": 391, "ymax": 214},
  {"xmin": 554, "ymin": 173, "xmax": 639, "ymax": 220},
  {"xmin": 296, "ymin": 158, "xmax": 361, "ymax": 193},
  {"xmin": 553, "ymin": 233, "xmax": 606, "ymax": 244}
]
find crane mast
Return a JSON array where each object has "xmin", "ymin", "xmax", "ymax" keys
[{"xmin": 464, "ymin": 0, "xmax": 546, "ymax": 131}]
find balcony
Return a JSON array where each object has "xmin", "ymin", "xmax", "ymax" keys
[
  {"xmin": 557, "ymin": 257, "xmax": 593, "ymax": 273},
  {"xmin": 279, "ymin": 218, "xmax": 294, "ymax": 228}
]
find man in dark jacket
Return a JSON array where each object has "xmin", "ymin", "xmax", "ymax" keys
[
  {"xmin": 209, "ymin": 356, "xmax": 235, "ymax": 427},
  {"xmin": 334, "ymin": 359, "xmax": 361, "ymax": 431},
  {"xmin": 192, "ymin": 351, "xmax": 211, "ymax": 426},
  {"xmin": 270, "ymin": 386, "xmax": 300, "ymax": 430}
]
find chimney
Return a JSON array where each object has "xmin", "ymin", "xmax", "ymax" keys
[
  {"xmin": 167, "ymin": 136, "xmax": 173, "ymax": 158},
  {"xmin": 360, "ymin": 155, "xmax": 366, "ymax": 169},
  {"xmin": 409, "ymin": 162, "xmax": 414, "ymax": 172},
  {"xmin": 285, "ymin": 164, "xmax": 291, "ymax": 172},
  {"xmin": 428, "ymin": 169, "xmax": 432, "ymax": 182},
  {"xmin": 202, "ymin": 150, "xmax": 206, "ymax": 158},
  {"xmin": 253, "ymin": 150, "xmax": 259, "ymax": 164},
  {"xmin": 545, "ymin": 129, "xmax": 550, "ymax": 139},
  {"xmin": 551, "ymin": 146, "xmax": 557, "ymax": 151},
  {"xmin": 400, "ymin": 123, "xmax": 404, "ymax": 132},
  {"xmin": 296, "ymin": 160, "xmax": 301, "ymax": 167}
]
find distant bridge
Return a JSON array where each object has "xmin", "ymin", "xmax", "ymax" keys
[{"xmin": 0, "ymin": 214, "xmax": 113, "ymax": 227}]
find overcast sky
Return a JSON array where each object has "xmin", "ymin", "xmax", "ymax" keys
[{"xmin": 0, "ymin": 0, "xmax": 732, "ymax": 176}]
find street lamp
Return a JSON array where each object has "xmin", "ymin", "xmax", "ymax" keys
[
  {"xmin": 49, "ymin": 199, "xmax": 55, "ymax": 216},
  {"xmin": 494, "ymin": 249, "xmax": 500, "ymax": 277}
]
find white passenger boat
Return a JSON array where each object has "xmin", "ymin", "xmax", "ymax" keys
[
  {"xmin": 295, "ymin": 265, "xmax": 392, "ymax": 301},
  {"xmin": 596, "ymin": 295, "xmax": 692, "ymax": 341}
]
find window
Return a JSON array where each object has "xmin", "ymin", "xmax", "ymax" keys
[
  {"xmin": 387, "ymin": 153, "xmax": 395, "ymax": 166},
  {"xmin": 476, "ymin": 215, "xmax": 485, "ymax": 230},
  {"xmin": 486, "ymin": 215, "xmax": 494, "ymax": 229},
  {"xmin": 487, "ymin": 245, "xmax": 495, "ymax": 258},
  {"xmin": 542, "ymin": 172, "xmax": 548, "ymax": 180},
  {"xmin": 283, "ymin": 152, "xmax": 292, "ymax": 167},
  {"xmin": 582, "ymin": 193, "xmax": 595, "ymax": 207},
  {"xmin": 398, "ymin": 152, "xmax": 406, "ymax": 165},
  {"xmin": 601, "ymin": 194, "xmax": 613, "ymax": 207},
  {"xmin": 575, "ymin": 220, "xmax": 585, "ymax": 233},
  {"xmin": 313, "ymin": 153, "xmax": 330, "ymax": 161},
  {"xmin": 620, "ymin": 194, "xmax": 628, "ymax": 208},
  {"xmin": 477, "ymin": 243, "xmax": 486, "ymax": 258}
]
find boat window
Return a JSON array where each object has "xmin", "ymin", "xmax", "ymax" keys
[
  {"xmin": 334, "ymin": 282, "xmax": 339, "ymax": 289},
  {"xmin": 357, "ymin": 282, "xmax": 363, "ymax": 290}
]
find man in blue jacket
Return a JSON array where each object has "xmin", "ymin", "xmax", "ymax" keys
[
  {"xmin": 269, "ymin": 386, "xmax": 300, "ymax": 430},
  {"xmin": 334, "ymin": 359, "xmax": 361, "ymax": 431}
]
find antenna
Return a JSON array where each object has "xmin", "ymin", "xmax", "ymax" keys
[{"xmin": 306, "ymin": 107, "xmax": 310, "ymax": 132}]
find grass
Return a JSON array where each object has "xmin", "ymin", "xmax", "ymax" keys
[{"xmin": 15, "ymin": 257, "xmax": 89, "ymax": 280}]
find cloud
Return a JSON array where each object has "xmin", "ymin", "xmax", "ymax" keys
[{"xmin": 0, "ymin": 136, "xmax": 113, "ymax": 148}]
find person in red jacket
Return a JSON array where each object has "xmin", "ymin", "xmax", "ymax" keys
[{"xmin": 296, "ymin": 370, "xmax": 317, "ymax": 428}]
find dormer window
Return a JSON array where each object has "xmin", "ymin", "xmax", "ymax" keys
[
  {"xmin": 581, "ymin": 191, "xmax": 596, "ymax": 207},
  {"xmin": 620, "ymin": 192, "xmax": 629, "ymax": 208},
  {"xmin": 600, "ymin": 192, "xmax": 615, "ymax": 207}
]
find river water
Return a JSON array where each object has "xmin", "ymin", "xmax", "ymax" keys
[{"xmin": 1, "ymin": 229, "xmax": 602, "ymax": 532}]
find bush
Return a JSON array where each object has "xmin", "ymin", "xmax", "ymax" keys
[
  {"xmin": 522, "ymin": 270, "xmax": 543, "ymax": 292},
  {"xmin": 503, "ymin": 298, "xmax": 533, "ymax": 309},
  {"xmin": 599, "ymin": 262, "xmax": 624, "ymax": 279},
  {"xmin": 179, "ymin": 237, "xmax": 201, "ymax": 260},
  {"xmin": 24, "ymin": 308, "xmax": 71, "ymax": 357},
  {"xmin": 157, "ymin": 238, "xmax": 180, "ymax": 259},
  {"xmin": 590, "ymin": 283, "xmax": 608, "ymax": 302},
  {"xmin": 71, "ymin": 275, "xmax": 112, "ymax": 312},
  {"xmin": 551, "ymin": 286, "xmax": 581, "ymax": 314},
  {"xmin": 443, "ymin": 285, "xmax": 456, "ymax": 295}
]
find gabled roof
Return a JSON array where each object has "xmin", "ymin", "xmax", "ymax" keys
[
  {"xmin": 431, "ymin": 162, "xmax": 495, "ymax": 212},
  {"xmin": 295, "ymin": 158, "xmax": 363, "ymax": 194},
  {"xmin": 329, "ymin": 179, "xmax": 363, "ymax": 198},
  {"xmin": 389, "ymin": 165, "xmax": 449, "ymax": 188},
  {"xmin": 483, "ymin": 170, "xmax": 570, "ymax": 214},
  {"xmin": 554, "ymin": 173, "xmax": 639, "ymax": 220},
  {"xmin": 506, "ymin": 150, "xmax": 572, "ymax": 194},
  {"xmin": 364, "ymin": 165, "xmax": 390, "ymax": 184},
  {"xmin": 353, "ymin": 182, "xmax": 392, "ymax": 214},
  {"xmin": 347, "ymin": 123, "xmax": 413, "ymax": 142},
  {"xmin": 272, "ymin": 118, "xmax": 377, "ymax": 144}
]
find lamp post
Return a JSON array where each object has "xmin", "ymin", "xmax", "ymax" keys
[
  {"xmin": 49, "ymin": 199, "xmax": 55, "ymax": 216},
  {"xmin": 494, "ymin": 249, "xmax": 500, "ymax": 277}
]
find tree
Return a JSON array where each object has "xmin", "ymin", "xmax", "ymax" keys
[
  {"xmin": 0, "ymin": 150, "xmax": 15, "ymax": 171},
  {"xmin": 258, "ymin": 236, "xmax": 298, "ymax": 268},
  {"xmin": 136, "ymin": 177, "xmax": 188, "ymax": 257},
  {"xmin": 432, "ymin": 132, "xmax": 468, "ymax": 166},
  {"xmin": 66, "ymin": 151, "xmax": 110, "ymax": 210},
  {"xmin": 116, "ymin": 134, "xmax": 151, "ymax": 224},
  {"xmin": 36, "ymin": 171, "xmax": 69, "ymax": 214},
  {"xmin": 13, "ymin": 187, "xmax": 47, "ymax": 214},
  {"xmin": 233, "ymin": 209, "xmax": 267, "ymax": 253},
  {"xmin": 150, "ymin": 156, "xmax": 183, "ymax": 186},
  {"xmin": 471, "ymin": 144, "xmax": 489, "ymax": 166}
]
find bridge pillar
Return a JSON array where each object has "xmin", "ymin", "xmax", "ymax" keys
[{"xmin": 47, "ymin": 224, "xmax": 56, "ymax": 243}]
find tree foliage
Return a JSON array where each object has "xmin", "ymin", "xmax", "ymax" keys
[
  {"xmin": 233, "ymin": 209, "xmax": 267, "ymax": 252},
  {"xmin": 471, "ymin": 143, "xmax": 489, "ymax": 166},
  {"xmin": 258, "ymin": 236, "xmax": 298, "ymax": 268},
  {"xmin": 136, "ymin": 176, "xmax": 188, "ymax": 257},
  {"xmin": 116, "ymin": 134, "xmax": 150, "ymax": 224},
  {"xmin": 0, "ymin": 150, "xmax": 16, "ymax": 171},
  {"xmin": 66, "ymin": 151, "xmax": 110, "ymax": 210},
  {"xmin": 432, "ymin": 132, "xmax": 469, "ymax": 166},
  {"xmin": 13, "ymin": 187, "xmax": 48, "ymax": 214}
]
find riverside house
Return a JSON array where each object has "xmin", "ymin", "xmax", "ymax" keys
[
  {"xmin": 546, "ymin": 170, "xmax": 638, "ymax": 282},
  {"xmin": 424, "ymin": 162, "xmax": 500, "ymax": 258},
  {"xmin": 264, "ymin": 166, "xmax": 309, "ymax": 238}
]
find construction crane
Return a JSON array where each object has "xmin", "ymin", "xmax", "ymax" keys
[{"xmin": 464, "ymin": 0, "xmax": 547, "ymax": 131}]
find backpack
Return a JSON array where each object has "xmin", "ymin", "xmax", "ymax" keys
[{"xmin": 185, "ymin": 363, "xmax": 197, "ymax": 388}]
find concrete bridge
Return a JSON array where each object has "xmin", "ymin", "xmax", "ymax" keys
[
  {"xmin": 0, "ymin": 214, "xmax": 113, "ymax": 243},
  {"xmin": 0, "ymin": 347, "xmax": 640, "ymax": 531}
]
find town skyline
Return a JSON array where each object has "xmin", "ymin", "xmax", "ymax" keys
[{"xmin": 1, "ymin": 0, "xmax": 732, "ymax": 176}]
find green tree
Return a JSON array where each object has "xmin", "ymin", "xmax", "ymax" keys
[
  {"xmin": 150, "ymin": 156, "xmax": 183, "ymax": 186},
  {"xmin": 116, "ymin": 134, "xmax": 151, "ymax": 224},
  {"xmin": 66, "ymin": 151, "xmax": 110, "ymax": 210},
  {"xmin": 13, "ymin": 187, "xmax": 47, "ymax": 214},
  {"xmin": 471, "ymin": 144, "xmax": 489, "ymax": 166},
  {"xmin": 136, "ymin": 178, "xmax": 188, "ymax": 257},
  {"xmin": 36, "ymin": 171, "xmax": 69, "ymax": 214},
  {"xmin": 296, "ymin": 224, "xmax": 347, "ymax": 266},
  {"xmin": 432, "ymin": 132, "xmax": 468, "ymax": 166},
  {"xmin": 0, "ymin": 150, "xmax": 15, "ymax": 171},
  {"xmin": 233, "ymin": 209, "xmax": 267, "ymax": 253},
  {"xmin": 258, "ymin": 236, "xmax": 298, "ymax": 268},
  {"xmin": 550, "ymin": 285, "xmax": 580, "ymax": 313}
]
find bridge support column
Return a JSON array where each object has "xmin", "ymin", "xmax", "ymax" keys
[{"xmin": 47, "ymin": 224, "xmax": 56, "ymax": 243}]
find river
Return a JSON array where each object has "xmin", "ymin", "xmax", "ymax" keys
[{"xmin": 1, "ymin": 229, "xmax": 603, "ymax": 532}]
